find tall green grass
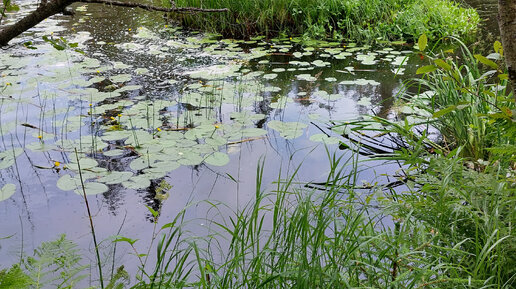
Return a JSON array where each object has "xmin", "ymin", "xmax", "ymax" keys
[
  {"xmin": 2, "ymin": 149, "xmax": 516, "ymax": 287},
  {"xmin": 331, "ymin": 37, "xmax": 516, "ymax": 287},
  {"xmin": 409, "ymin": 38, "xmax": 515, "ymax": 161},
  {"xmin": 128, "ymin": 153, "xmax": 488, "ymax": 288},
  {"xmin": 172, "ymin": 0, "xmax": 479, "ymax": 43}
]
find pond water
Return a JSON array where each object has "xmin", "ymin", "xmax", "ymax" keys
[
  {"xmin": 0, "ymin": 0, "xmax": 498, "ymax": 282},
  {"xmin": 465, "ymin": 0, "xmax": 499, "ymax": 35}
]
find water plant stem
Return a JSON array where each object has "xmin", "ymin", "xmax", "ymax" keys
[{"xmin": 74, "ymin": 148, "xmax": 104, "ymax": 289}]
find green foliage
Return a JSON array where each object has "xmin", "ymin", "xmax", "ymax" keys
[
  {"xmin": 0, "ymin": 235, "xmax": 90, "ymax": 289},
  {"xmin": 0, "ymin": 264, "xmax": 32, "ymax": 289},
  {"xmin": 106, "ymin": 266, "xmax": 130, "ymax": 289},
  {"xmin": 331, "ymin": 37, "xmax": 516, "ymax": 287},
  {"xmin": 407, "ymin": 38, "xmax": 516, "ymax": 160},
  {"xmin": 173, "ymin": 0, "xmax": 479, "ymax": 43},
  {"xmin": 42, "ymin": 36, "xmax": 84, "ymax": 54},
  {"xmin": 390, "ymin": 156, "xmax": 516, "ymax": 287},
  {"xmin": 24, "ymin": 234, "xmax": 89, "ymax": 288},
  {"xmin": 1, "ymin": 0, "xmax": 20, "ymax": 18}
]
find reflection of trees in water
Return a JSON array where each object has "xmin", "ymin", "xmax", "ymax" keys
[
  {"xmin": 374, "ymin": 78, "xmax": 399, "ymax": 119},
  {"xmin": 95, "ymin": 153, "xmax": 133, "ymax": 215}
]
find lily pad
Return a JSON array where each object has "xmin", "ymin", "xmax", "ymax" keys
[
  {"xmin": 309, "ymin": 134, "xmax": 341, "ymax": 145},
  {"xmin": 97, "ymin": 171, "xmax": 133, "ymax": 185},
  {"xmin": 74, "ymin": 182, "xmax": 109, "ymax": 195},
  {"xmin": 67, "ymin": 158, "xmax": 98, "ymax": 171},
  {"xmin": 263, "ymin": 73, "xmax": 277, "ymax": 80},
  {"xmin": 122, "ymin": 175, "xmax": 151, "ymax": 190},
  {"xmin": 0, "ymin": 184, "xmax": 16, "ymax": 202},
  {"xmin": 204, "ymin": 152, "xmax": 230, "ymax": 166},
  {"xmin": 267, "ymin": 120, "xmax": 307, "ymax": 139},
  {"xmin": 0, "ymin": 148, "xmax": 24, "ymax": 169}
]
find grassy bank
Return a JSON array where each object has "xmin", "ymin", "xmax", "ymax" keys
[
  {"xmin": 2, "ymin": 150, "xmax": 516, "ymax": 287},
  {"xmin": 172, "ymin": 0, "xmax": 479, "ymax": 43}
]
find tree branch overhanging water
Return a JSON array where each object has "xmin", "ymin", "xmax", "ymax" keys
[{"xmin": 0, "ymin": 0, "xmax": 228, "ymax": 46}]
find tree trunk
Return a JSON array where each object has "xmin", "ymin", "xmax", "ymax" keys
[
  {"xmin": 0, "ymin": 1, "xmax": 227, "ymax": 46},
  {"xmin": 0, "ymin": 0, "xmax": 72, "ymax": 46},
  {"xmin": 498, "ymin": 0, "xmax": 516, "ymax": 100}
]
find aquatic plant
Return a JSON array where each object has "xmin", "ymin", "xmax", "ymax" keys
[
  {"xmin": 173, "ymin": 0, "xmax": 479, "ymax": 43},
  {"xmin": 412, "ymin": 38, "xmax": 515, "ymax": 160}
]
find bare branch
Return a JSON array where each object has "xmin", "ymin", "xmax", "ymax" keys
[
  {"xmin": 79, "ymin": 0, "xmax": 227, "ymax": 13},
  {"xmin": 0, "ymin": 0, "xmax": 73, "ymax": 46},
  {"xmin": 0, "ymin": 0, "xmax": 228, "ymax": 46}
]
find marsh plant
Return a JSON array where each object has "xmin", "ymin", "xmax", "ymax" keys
[
  {"xmin": 173, "ymin": 0, "xmax": 479, "ymax": 43},
  {"xmin": 3, "ymin": 147, "xmax": 516, "ymax": 288},
  {"xmin": 331, "ymin": 37, "xmax": 516, "ymax": 287}
]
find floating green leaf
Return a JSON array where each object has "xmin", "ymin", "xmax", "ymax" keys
[
  {"xmin": 122, "ymin": 175, "xmax": 151, "ymax": 190},
  {"xmin": 267, "ymin": 120, "xmax": 307, "ymax": 139},
  {"xmin": 0, "ymin": 148, "xmax": 24, "ymax": 170},
  {"xmin": 204, "ymin": 152, "xmax": 230, "ymax": 166},
  {"xmin": 263, "ymin": 73, "xmax": 277, "ymax": 80},
  {"xmin": 97, "ymin": 171, "xmax": 133, "ymax": 185},
  {"xmin": 309, "ymin": 134, "xmax": 341, "ymax": 145},
  {"xmin": 74, "ymin": 182, "xmax": 109, "ymax": 195},
  {"xmin": 0, "ymin": 184, "xmax": 16, "ymax": 202}
]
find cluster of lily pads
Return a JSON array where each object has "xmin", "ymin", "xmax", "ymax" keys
[{"xmin": 0, "ymin": 4, "xmax": 421, "ymax": 198}]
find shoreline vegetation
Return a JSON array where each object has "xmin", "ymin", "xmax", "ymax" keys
[
  {"xmin": 2, "ymin": 40, "xmax": 516, "ymax": 287},
  {"xmin": 172, "ymin": 0, "xmax": 479, "ymax": 43},
  {"xmin": 3, "ymin": 0, "xmax": 516, "ymax": 288}
]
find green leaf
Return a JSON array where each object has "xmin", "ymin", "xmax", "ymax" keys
[
  {"xmin": 74, "ymin": 182, "xmax": 109, "ymax": 195},
  {"xmin": 57, "ymin": 175, "xmax": 80, "ymax": 191},
  {"xmin": 204, "ymin": 152, "xmax": 230, "ymax": 166},
  {"xmin": 0, "ymin": 184, "xmax": 16, "ymax": 202},
  {"xmin": 434, "ymin": 59, "xmax": 451, "ymax": 71},
  {"xmin": 113, "ymin": 236, "xmax": 138, "ymax": 245},
  {"xmin": 145, "ymin": 205, "xmax": 159, "ymax": 218},
  {"xmin": 309, "ymin": 134, "xmax": 341, "ymax": 144},
  {"xmin": 499, "ymin": 74, "xmax": 509, "ymax": 81},
  {"xmin": 416, "ymin": 65, "xmax": 437, "ymax": 74},
  {"xmin": 432, "ymin": 105, "xmax": 456, "ymax": 118},
  {"xmin": 97, "ymin": 171, "xmax": 133, "ymax": 185},
  {"xmin": 418, "ymin": 34, "xmax": 428, "ymax": 51},
  {"xmin": 122, "ymin": 175, "xmax": 150, "ymax": 190},
  {"xmin": 494, "ymin": 41, "xmax": 503, "ymax": 56},
  {"xmin": 267, "ymin": 120, "xmax": 308, "ymax": 139},
  {"xmin": 0, "ymin": 264, "xmax": 31, "ymax": 289},
  {"xmin": 129, "ymin": 158, "xmax": 149, "ymax": 171},
  {"xmin": 24, "ymin": 235, "xmax": 87, "ymax": 288},
  {"xmin": 5, "ymin": 3, "xmax": 19, "ymax": 12},
  {"xmin": 474, "ymin": 54, "xmax": 498, "ymax": 70}
]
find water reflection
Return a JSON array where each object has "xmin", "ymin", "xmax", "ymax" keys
[{"xmin": 0, "ymin": 0, "xmax": 500, "ymax": 279}]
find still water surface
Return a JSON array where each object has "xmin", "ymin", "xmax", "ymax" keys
[{"xmin": 0, "ymin": 0, "xmax": 499, "ymax": 281}]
